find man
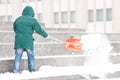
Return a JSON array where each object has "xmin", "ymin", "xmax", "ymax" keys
[{"xmin": 13, "ymin": 6, "xmax": 48, "ymax": 73}]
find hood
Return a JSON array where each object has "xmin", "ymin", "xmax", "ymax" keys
[{"xmin": 22, "ymin": 6, "xmax": 35, "ymax": 17}]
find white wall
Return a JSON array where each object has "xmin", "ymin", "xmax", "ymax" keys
[
  {"xmin": 96, "ymin": 0, "xmax": 104, "ymax": 9},
  {"xmin": 96, "ymin": 22, "xmax": 104, "ymax": 33},
  {"xmin": 76, "ymin": 0, "xmax": 88, "ymax": 29},
  {"xmin": 0, "ymin": 5, "xmax": 7, "ymax": 16},
  {"xmin": 112, "ymin": 0, "xmax": 120, "ymax": 33},
  {"xmin": 87, "ymin": 0, "xmax": 112, "ymax": 33},
  {"xmin": 106, "ymin": 22, "xmax": 112, "ymax": 33},
  {"xmin": 43, "ymin": 0, "xmax": 54, "ymax": 28},
  {"xmin": 0, "ymin": 0, "xmax": 114, "ymax": 32},
  {"xmin": 87, "ymin": 0, "xmax": 94, "ymax": 9}
]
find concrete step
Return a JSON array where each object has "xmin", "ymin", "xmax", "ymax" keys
[
  {"xmin": 0, "ymin": 53, "xmax": 120, "ymax": 73},
  {"xmin": 0, "ymin": 22, "xmax": 13, "ymax": 31},
  {"xmin": 0, "ymin": 59, "xmax": 120, "ymax": 80},
  {"xmin": 1, "ymin": 31, "xmax": 120, "ymax": 43},
  {"xmin": 1, "ymin": 42, "xmax": 120, "ymax": 57},
  {"xmin": 0, "ymin": 22, "xmax": 45, "ymax": 31}
]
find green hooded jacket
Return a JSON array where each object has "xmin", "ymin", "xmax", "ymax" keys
[{"xmin": 13, "ymin": 6, "xmax": 48, "ymax": 50}]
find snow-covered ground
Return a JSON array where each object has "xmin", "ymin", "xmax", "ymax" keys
[{"xmin": 0, "ymin": 64, "xmax": 120, "ymax": 80}]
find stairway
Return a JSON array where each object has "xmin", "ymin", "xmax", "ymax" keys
[{"xmin": 0, "ymin": 22, "xmax": 120, "ymax": 80}]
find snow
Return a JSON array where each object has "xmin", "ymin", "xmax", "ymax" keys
[
  {"xmin": 0, "ymin": 64, "xmax": 120, "ymax": 80},
  {"xmin": 81, "ymin": 34, "xmax": 112, "ymax": 66},
  {"xmin": 0, "ymin": 34, "xmax": 119, "ymax": 80}
]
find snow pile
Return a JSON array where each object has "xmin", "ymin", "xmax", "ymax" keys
[
  {"xmin": 81, "ymin": 34, "xmax": 112, "ymax": 66},
  {"xmin": 81, "ymin": 34, "xmax": 112, "ymax": 51},
  {"xmin": 0, "ymin": 64, "xmax": 120, "ymax": 80},
  {"xmin": 80, "ymin": 34, "xmax": 113, "ymax": 77}
]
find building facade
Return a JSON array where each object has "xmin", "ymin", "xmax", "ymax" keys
[{"xmin": 0, "ymin": 0, "xmax": 119, "ymax": 33}]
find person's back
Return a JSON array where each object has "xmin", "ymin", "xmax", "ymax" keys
[
  {"xmin": 13, "ymin": 6, "xmax": 48, "ymax": 73},
  {"xmin": 14, "ymin": 16, "xmax": 34, "ymax": 34},
  {"xmin": 14, "ymin": 6, "xmax": 36, "ymax": 34},
  {"xmin": 14, "ymin": 6, "xmax": 48, "ymax": 50}
]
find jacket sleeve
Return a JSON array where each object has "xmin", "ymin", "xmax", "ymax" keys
[{"xmin": 33, "ymin": 19, "xmax": 48, "ymax": 38}]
